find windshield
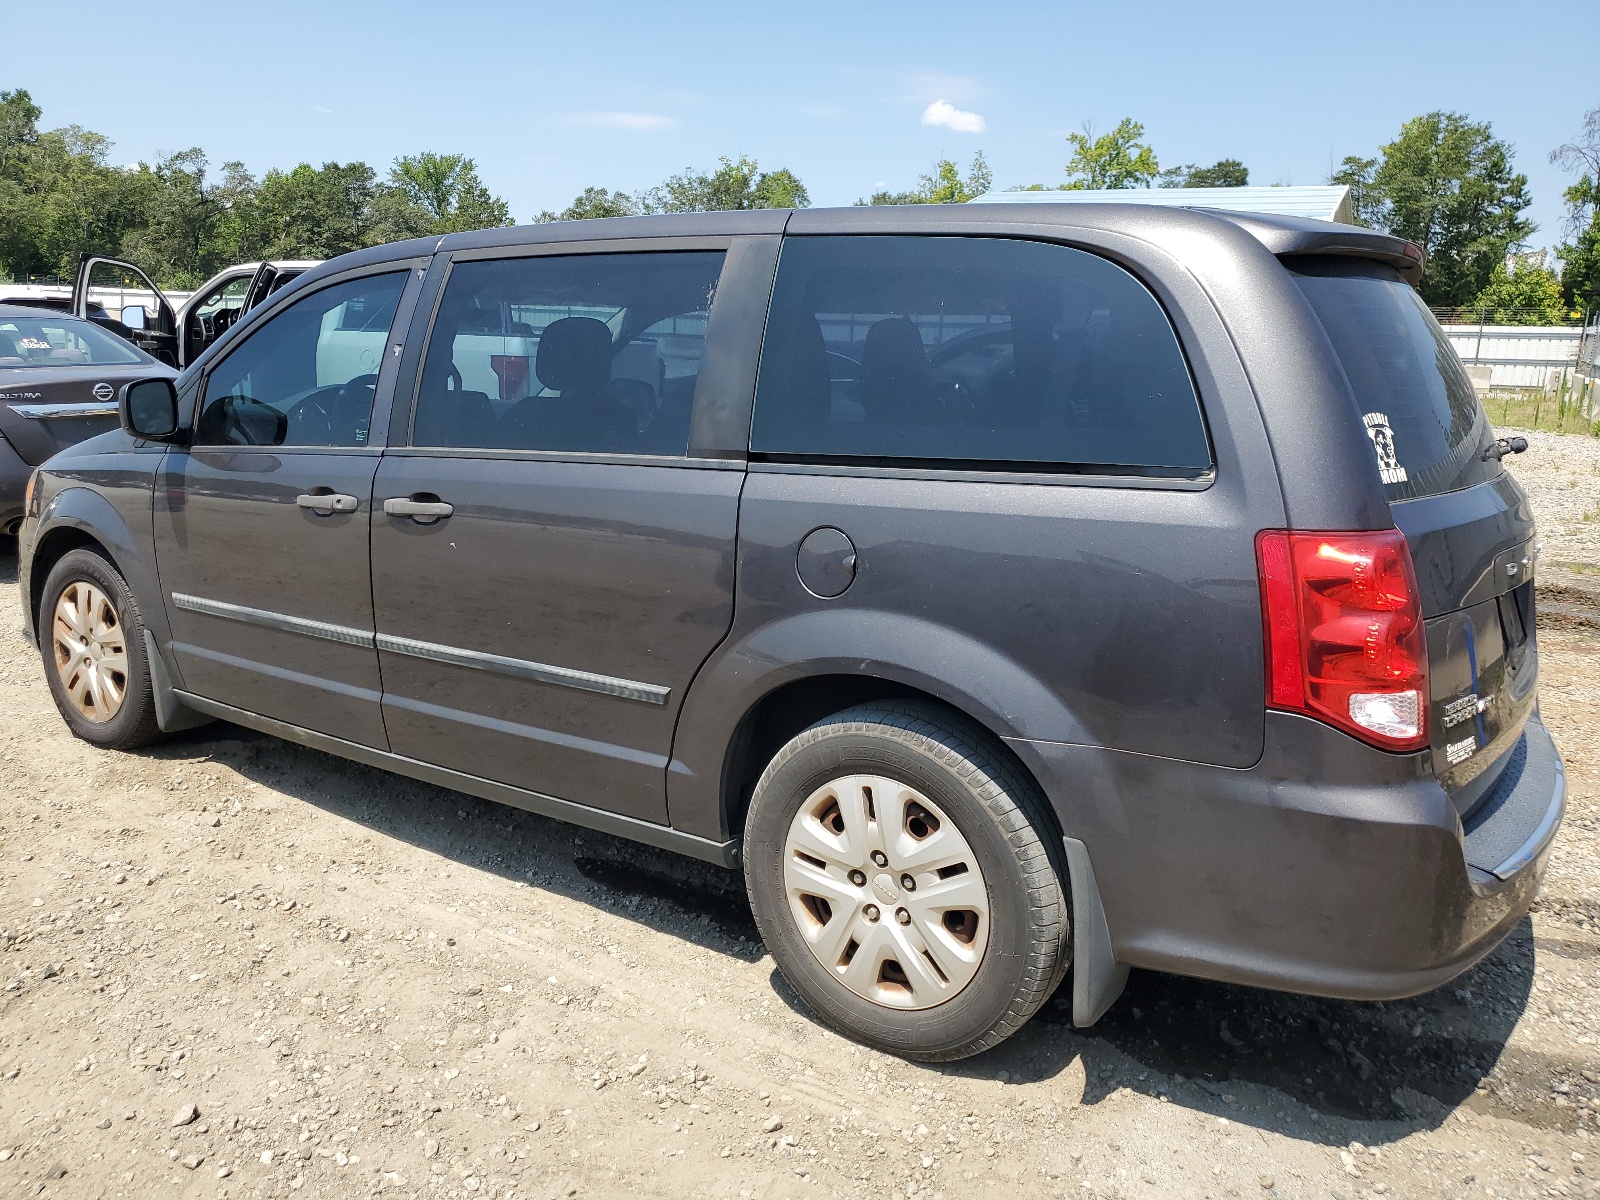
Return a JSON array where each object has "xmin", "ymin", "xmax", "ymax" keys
[
  {"xmin": 1291, "ymin": 258, "xmax": 1498, "ymax": 501},
  {"xmin": 0, "ymin": 312, "xmax": 146, "ymax": 369}
]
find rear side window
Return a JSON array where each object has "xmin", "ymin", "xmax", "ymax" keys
[
  {"xmin": 412, "ymin": 251, "xmax": 726, "ymax": 456},
  {"xmin": 1291, "ymin": 258, "xmax": 1498, "ymax": 501},
  {"xmin": 750, "ymin": 236, "xmax": 1210, "ymax": 475}
]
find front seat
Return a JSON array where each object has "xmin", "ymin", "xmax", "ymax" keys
[
  {"xmin": 504, "ymin": 317, "xmax": 637, "ymax": 452},
  {"xmin": 861, "ymin": 316, "xmax": 930, "ymax": 427}
]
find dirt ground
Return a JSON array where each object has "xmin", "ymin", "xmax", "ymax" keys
[{"xmin": 2, "ymin": 435, "xmax": 1600, "ymax": 1200}]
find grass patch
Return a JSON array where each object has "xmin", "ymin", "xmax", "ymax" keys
[{"xmin": 1487, "ymin": 379, "xmax": 1600, "ymax": 436}]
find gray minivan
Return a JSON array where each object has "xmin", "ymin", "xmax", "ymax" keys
[{"xmin": 15, "ymin": 204, "xmax": 1565, "ymax": 1061}]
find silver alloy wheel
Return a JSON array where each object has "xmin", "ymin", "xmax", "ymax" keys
[
  {"xmin": 782, "ymin": 774, "xmax": 990, "ymax": 1010},
  {"xmin": 51, "ymin": 580, "xmax": 128, "ymax": 723}
]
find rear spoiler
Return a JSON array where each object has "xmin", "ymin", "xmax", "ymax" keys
[{"xmin": 1204, "ymin": 210, "xmax": 1425, "ymax": 288}]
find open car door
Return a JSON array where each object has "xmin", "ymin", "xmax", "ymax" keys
[
  {"xmin": 242, "ymin": 262, "xmax": 280, "ymax": 315},
  {"xmin": 73, "ymin": 255, "xmax": 178, "ymax": 366},
  {"xmin": 243, "ymin": 261, "xmax": 312, "ymax": 314}
]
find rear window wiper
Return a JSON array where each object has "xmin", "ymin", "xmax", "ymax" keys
[{"xmin": 1481, "ymin": 436, "xmax": 1529, "ymax": 462}]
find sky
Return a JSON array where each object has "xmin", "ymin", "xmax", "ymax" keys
[{"xmin": 10, "ymin": 0, "xmax": 1596, "ymax": 251}]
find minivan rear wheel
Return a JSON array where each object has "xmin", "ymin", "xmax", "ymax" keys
[
  {"xmin": 39, "ymin": 549, "xmax": 162, "ymax": 751},
  {"xmin": 743, "ymin": 702, "xmax": 1069, "ymax": 1060}
]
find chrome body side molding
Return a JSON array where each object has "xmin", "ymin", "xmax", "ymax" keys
[
  {"xmin": 170, "ymin": 592, "xmax": 671, "ymax": 705},
  {"xmin": 170, "ymin": 592, "xmax": 376, "ymax": 648},
  {"xmin": 375, "ymin": 633, "xmax": 670, "ymax": 705}
]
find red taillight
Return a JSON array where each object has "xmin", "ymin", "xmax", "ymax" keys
[{"xmin": 1255, "ymin": 529, "xmax": 1429, "ymax": 752}]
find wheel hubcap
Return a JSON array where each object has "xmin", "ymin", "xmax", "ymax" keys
[
  {"xmin": 51, "ymin": 580, "xmax": 127, "ymax": 724},
  {"xmin": 781, "ymin": 775, "xmax": 989, "ymax": 1010}
]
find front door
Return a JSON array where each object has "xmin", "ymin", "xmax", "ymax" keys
[
  {"xmin": 370, "ymin": 246, "xmax": 744, "ymax": 821},
  {"xmin": 73, "ymin": 256, "xmax": 177, "ymax": 365},
  {"xmin": 154, "ymin": 267, "xmax": 416, "ymax": 748}
]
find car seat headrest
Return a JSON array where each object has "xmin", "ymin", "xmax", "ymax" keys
[{"xmin": 536, "ymin": 317, "xmax": 612, "ymax": 394}]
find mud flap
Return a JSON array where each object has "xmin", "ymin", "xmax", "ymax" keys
[
  {"xmin": 1063, "ymin": 836, "xmax": 1129, "ymax": 1027},
  {"xmin": 143, "ymin": 629, "xmax": 215, "ymax": 733}
]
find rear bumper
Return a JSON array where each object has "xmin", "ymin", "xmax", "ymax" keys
[
  {"xmin": 0, "ymin": 434, "xmax": 28, "ymax": 534},
  {"xmin": 1462, "ymin": 717, "xmax": 1565, "ymax": 885},
  {"xmin": 1009, "ymin": 709, "xmax": 1564, "ymax": 1003}
]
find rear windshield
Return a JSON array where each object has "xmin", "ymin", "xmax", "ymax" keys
[
  {"xmin": 1290, "ymin": 258, "xmax": 1498, "ymax": 501},
  {"xmin": 0, "ymin": 311, "xmax": 145, "ymax": 368}
]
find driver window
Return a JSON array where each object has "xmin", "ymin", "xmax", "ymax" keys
[{"xmin": 195, "ymin": 272, "xmax": 406, "ymax": 448}]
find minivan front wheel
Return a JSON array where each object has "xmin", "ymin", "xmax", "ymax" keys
[
  {"xmin": 744, "ymin": 703, "xmax": 1069, "ymax": 1060},
  {"xmin": 39, "ymin": 549, "xmax": 162, "ymax": 751}
]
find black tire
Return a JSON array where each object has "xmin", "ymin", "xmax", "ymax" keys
[
  {"xmin": 38, "ymin": 548, "xmax": 162, "ymax": 751},
  {"xmin": 743, "ymin": 702, "xmax": 1069, "ymax": 1061}
]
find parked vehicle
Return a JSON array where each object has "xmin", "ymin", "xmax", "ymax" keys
[
  {"xmin": 0, "ymin": 303, "xmax": 178, "ymax": 533},
  {"xmin": 15, "ymin": 205, "xmax": 1565, "ymax": 1061},
  {"xmin": 69, "ymin": 256, "xmax": 320, "ymax": 368}
]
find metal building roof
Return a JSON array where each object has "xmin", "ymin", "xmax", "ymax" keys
[{"xmin": 969, "ymin": 184, "xmax": 1354, "ymax": 225}]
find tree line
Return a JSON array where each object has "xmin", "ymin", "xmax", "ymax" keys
[{"xmin": 2, "ymin": 85, "xmax": 1595, "ymax": 321}]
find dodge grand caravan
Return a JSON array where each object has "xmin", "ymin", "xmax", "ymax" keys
[{"xmin": 16, "ymin": 204, "xmax": 1566, "ymax": 1061}]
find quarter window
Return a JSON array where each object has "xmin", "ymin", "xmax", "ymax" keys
[
  {"xmin": 411, "ymin": 251, "xmax": 726, "ymax": 455},
  {"xmin": 196, "ymin": 272, "xmax": 406, "ymax": 447},
  {"xmin": 750, "ymin": 236, "xmax": 1210, "ymax": 474}
]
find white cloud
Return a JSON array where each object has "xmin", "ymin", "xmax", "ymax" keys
[
  {"xmin": 921, "ymin": 99, "xmax": 986, "ymax": 134},
  {"xmin": 565, "ymin": 111, "xmax": 676, "ymax": 131},
  {"xmin": 312, "ymin": 105, "xmax": 333, "ymax": 115}
]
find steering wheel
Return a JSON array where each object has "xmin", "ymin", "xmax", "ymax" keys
[{"xmin": 291, "ymin": 374, "xmax": 380, "ymax": 444}]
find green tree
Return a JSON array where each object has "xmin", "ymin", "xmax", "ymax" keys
[
  {"xmin": 1159, "ymin": 158, "xmax": 1248, "ymax": 188},
  {"xmin": 252, "ymin": 161, "xmax": 377, "ymax": 258},
  {"xmin": 1330, "ymin": 155, "xmax": 1384, "ymax": 226},
  {"xmin": 368, "ymin": 152, "xmax": 513, "ymax": 241},
  {"xmin": 0, "ymin": 88, "xmax": 42, "ymax": 176},
  {"xmin": 862, "ymin": 153, "xmax": 991, "ymax": 205},
  {"xmin": 1551, "ymin": 107, "xmax": 1600, "ymax": 314},
  {"xmin": 534, "ymin": 186, "xmax": 639, "ymax": 223},
  {"xmin": 118, "ymin": 149, "xmax": 249, "ymax": 288},
  {"xmin": 1331, "ymin": 112, "xmax": 1534, "ymax": 307},
  {"xmin": 1467, "ymin": 252, "xmax": 1571, "ymax": 324},
  {"xmin": 640, "ymin": 155, "xmax": 809, "ymax": 213},
  {"xmin": 1060, "ymin": 119, "xmax": 1160, "ymax": 190},
  {"xmin": 0, "ymin": 92, "xmax": 146, "ymax": 281}
]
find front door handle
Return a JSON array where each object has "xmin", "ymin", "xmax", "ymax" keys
[
  {"xmin": 383, "ymin": 496, "xmax": 454, "ymax": 521},
  {"xmin": 296, "ymin": 492, "xmax": 358, "ymax": 514}
]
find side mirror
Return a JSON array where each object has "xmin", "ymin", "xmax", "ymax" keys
[
  {"xmin": 120, "ymin": 378, "xmax": 183, "ymax": 441},
  {"xmin": 120, "ymin": 304, "xmax": 147, "ymax": 331}
]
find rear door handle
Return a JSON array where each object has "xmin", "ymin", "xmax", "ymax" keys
[
  {"xmin": 383, "ymin": 497, "xmax": 454, "ymax": 520},
  {"xmin": 296, "ymin": 492, "xmax": 359, "ymax": 514}
]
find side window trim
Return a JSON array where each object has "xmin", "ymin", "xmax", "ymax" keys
[
  {"xmin": 399, "ymin": 239, "xmax": 750, "ymax": 458},
  {"xmin": 191, "ymin": 260, "xmax": 427, "ymax": 449}
]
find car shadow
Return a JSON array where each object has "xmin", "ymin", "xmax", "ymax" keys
[
  {"xmin": 767, "ymin": 927, "xmax": 1544, "ymax": 1147},
  {"xmin": 145, "ymin": 721, "xmax": 766, "ymax": 958},
  {"xmin": 158, "ymin": 718, "xmax": 1547, "ymax": 1150}
]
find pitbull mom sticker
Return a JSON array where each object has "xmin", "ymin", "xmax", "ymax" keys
[{"xmin": 1363, "ymin": 412, "xmax": 1408, "ymax": 485}]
